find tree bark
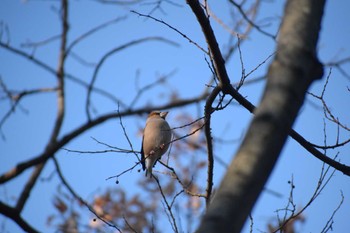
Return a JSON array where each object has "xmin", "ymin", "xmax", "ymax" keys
[{"xmin": 196, "ymin": 0, "xmax": 325, "ymax": 232}]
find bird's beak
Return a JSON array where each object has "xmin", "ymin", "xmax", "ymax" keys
[{"xmin": 160, "ymin": 111, "xmax": 169, "ymax": 119}]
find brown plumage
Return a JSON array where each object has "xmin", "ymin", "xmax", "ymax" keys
[{"xmin": 141, "ymin": 111, "xmax": 172, "ymax": 177}]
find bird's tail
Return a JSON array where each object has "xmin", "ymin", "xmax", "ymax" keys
[{"xmin": 145, "ymin": 166, "xmax": 153, "ymax": 178}]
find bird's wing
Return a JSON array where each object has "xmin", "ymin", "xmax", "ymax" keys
[{"xmin": 140, "ymin": 135, "xmax": 146, "ymax": 170}]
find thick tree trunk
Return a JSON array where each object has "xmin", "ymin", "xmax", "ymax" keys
[{"xmin": 196, "ymin": 0, "xmax": 325, "ymax": 232}]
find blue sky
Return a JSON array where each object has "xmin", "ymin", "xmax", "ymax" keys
[{"xmin": 1, "ymin": 0, "xmax": 350, "ymax": 232}]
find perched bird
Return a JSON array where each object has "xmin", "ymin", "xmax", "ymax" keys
[{"xmin": 141, "ymin": 111, "xmax": 172, "ymax": 177}]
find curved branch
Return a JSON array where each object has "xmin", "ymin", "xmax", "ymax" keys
[
  {"xmin": 289, "ymin": 130, "xmax": 350, "ymax": 175},
  {"xmin": 204, "ymin": 86, "xmax": 220, "ymax": 206},
  {"xmin": 66, "ymin": 16, "xmax": 127, "ymax": 54},
  {"xmin": 52, "ymin": 157, "xmax": 122, "ymax": 232},
  {"xmin": 85, "ymin": 36, "xmax": 179, "ymax": 120},
  {"xmin": 228, "ymin": 0, "xmax": 276, "ymax": 40},
  {"xmin": 131, "ymin": 10, "xmax": 208, "ymax": 54},
  {"xmin": 15, "ymin": 0, "xmax": 69, "ymax": 214},
  {"xmin": 0, "ymin": 42, "xmax": 127, "ymax": 108},
  {"xmin": 0, "ymin": 95, "xmax": 207, "ymax": 184},
  {"xmin": 306, "ymin": 137, "xmax": 350, "ymax": 150},
  {"xmin": 0, "ymin": 80, "xmax": 58, "ymax": 132},
  {"xmin": 196, "ymin": 0, "xmax": 327, "ymax": 231},
  {"xmin": 187, "ymin": 0, "xmax": 231, "ymax": 91},
  {"xmin": 0, "ymin": 202, "xmax": 39, "ymax": 233},
  {"xmin": 187, "ymin": 0, "xmax": 350, "ymax": 179},
  {"xmin": 153, "ymin": 176, "xmax": 179, "ymax": 233},
  {"xmin": 0, "ymin": 42, "xmax": 57, "ymax": 76}
]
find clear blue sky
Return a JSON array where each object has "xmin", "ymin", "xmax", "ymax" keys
[{"xmin": 1, "ymin": 0, "xmax": 349, "ymax": 232}]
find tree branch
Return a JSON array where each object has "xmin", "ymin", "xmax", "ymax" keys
[
  {"xmin": 153, "ymin": 175, "xmax": 179, "ymax": 233},
  {"xmin": 52, "ymin": 156, "xmax": 122, "ymax": 232},
  {"xmin": 228, "ymin": 0, "xmax": 276, "ymax": 40},
  {"xmin": 0, "ymin": 42, "xmax": 127, "ymax": 108},
  {"xmin": 66, "ymin": 16, "xmax": 127, "ymax": 55},
  {"xmin": 0, "ymin": 95, "xmax": 207, "ymax": 184},
  {"xmin": 85, "ymin": 36, "xmax": 179, "ymax": 120},
  {"xmin": 195, "ymin": 0, "xmax": 326, "ymax": 232},
  {"xmin": 15, "ymin": 0, "xmax": 69, "ymax": 213},
  {"xmin": 203, "ymin": 86, "xmax": 220, "ymax": 206},
  {"xmin": 186, "ymin": 0, "xmax": 350, "ymax": 180},
  {"xmin": 187, "ymin": 0, "xmax": 231, "ymax": 91},
  {"xmin": 0, "ymin": 201, "xmax": 40, "ymax": 233},
  {"xmin": 131, "ymin": 10, "xmax": 208, "ymax": 54}
]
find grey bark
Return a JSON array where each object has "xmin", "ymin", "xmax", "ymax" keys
[{"xmin": 196, "ymin": 0, "xmax": 325, "ymax": 232}]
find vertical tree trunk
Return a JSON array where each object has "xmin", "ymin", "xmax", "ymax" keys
[{"xmin": 196, "ymin": 0, "xmax": 325, "ymax": 232}]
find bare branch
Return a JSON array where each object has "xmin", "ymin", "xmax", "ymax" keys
[
  {"xmin": 244, "ymin": 51, "xmax": 276, "ymax": 79},
  {"xmin": 143, "ymin": 0, "xmax": 183, "ymax": 15},
  {"xmin": 203, "ymin": 86, "xmax": 220, "ymax": 206},
  {"xmin": 20, "ymin": 34, "xmax": 61, "ymax": 50},
  {"xmin": 195, "ymin": 0, "xmax": 327, "ymax": 231},
  {"xmin": 228, "ymin": 0, "xmax": 276, "ymax": 40},
  {"xmin": 66, "ymin": 16, "xmax": 127, "ymax": 54},
  {"xmin": 52, "ymin": 156, "xmax": 122, "ymax": 232},
  {"xmin": 236, "ymin": 35, "xmax": 246, "ymax": 90},
  {"xmin": 153, "ymin": 175, "xmax": 179, "ymax": 233},
  {"xmin": 158, "ymin": 160, "xmax": 206, "ymax": 198},
  {"xmin": 105, "ymin": 162, "xmax": 140, "ymax": 183},
  {"xmin": 0, "ymin": 42, "xmax": 58, "ymax": 76},
  {"xmin": 205, "ymin": 2, "xmax": 240, "ymax": 37},
  {"xmin": 325, "ymin": 56, "xmax": 350, "ymax": 80},
  {"xmin": 131, "ymin": 10, "xmax": 208, "ymax": 54},
  {"xmin": 188, "ymin": 1, "xmax": 350, "ymax": 178},
  {"xmin": 306, "ymin": 137, "xmax": 350, "ymax": 150},
  {"xmin": 62, "ymin": 147, "xmax": 135, "ymax": 154},
  {"xmin": 273, "ymin": 156, "xmax": 337, "ymax": 233},
  {"xmin": 187, "ymin": 0, "xmax": 231, "ymax": 91},
  {"xmin": 321, "ymin": 191, "xmax": 344, "ymax": 233},
  {"xmin": 0, "ymin": 201, "xmax": 40, "ymax": 233},
  {"xmin": 0, "ymin": 42, "xmax": 128, "ymax": 107},
  {"xmin": 0, "ymin": 95, "xmax": 207, "ymax": 184},
  {"xmin": 117, "ymin": 104, "xmax": 140, "ymax": 161},
  {"xmin": 85, "ymin": 36, "xmax": 179, "ymax": 120},
  {"xmin": 307, "ymin": 70, "xmax": 350, "ymax": 148},
  {"xmin": 15, "ymin": 0, "xmax": 69, "ymax": 214},
  {"xmin": 130, "ymin": 69, "xmax": 177, "ymax": 108},
  {"xmin": 0, "ymin": 84, "xmax": 58, "ymax": 133}
]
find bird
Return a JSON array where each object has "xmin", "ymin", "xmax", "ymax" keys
[{"xmin": 141, "ymin": 111, "xmax": 172, "ymax": 177}]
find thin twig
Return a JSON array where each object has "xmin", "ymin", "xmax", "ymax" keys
[
  {"xmin": 0, "ymin": 86, "xmax": 58, "ymax": 132},
  {"xmin": 123, "ymin": 215, "xmax": 138, "ymax": 233},
  {"xmin": 117, "ymin": 104, "xmax": 140, "ymax": 161},
  {"xmin": 131, "ymin": 10, "xmax": 208, "ymax": 54},
  {"xmin": 228, "ymin": 0, "xmax": 276, "ymax": 40},
  {"xmin": 153, "ymin": 175, "xmax": 179, "ymax": 233},
  {"xmin": 320, "ymin": 190, "xmax": 344, "ymax": 233},
  {"xmin": 66, "ymin": 16, "xmax": 127, "ymax": 54},
  {"xmin": 130, "ymin": 69, "xmax": 177, "ymax": 108},
  {"xmin": 0, "ymin": 42, "xmax": 128, "ymax": 108},
  {"xmin": 52, "ymin": 156, "xmax": 122, "ymax": 232},
  {"xmin": 0, "ymin": 95, "xmax": 208, "ymax": 184},
  {"xmin": 62, "ymin": 147, "xmax": 135, "ymax": 154},
  {"xmin": 85, "ymin": 36, "xmax": 179, "ymax": 120},
  {"xmin": 236, "ymin": 35, "xmax": 246, "ymax": 90},
  {"xmin": 158, "ymin": 160, "xmax": 206, "ymax": 198},
  {"xmin": 15, "ymin": 0, "xmax": 69, "ymax": 213},
  {"xmin": 20, "ymin": 34, "xmax": 61, "ymax": 49}
]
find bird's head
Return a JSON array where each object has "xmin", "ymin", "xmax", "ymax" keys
[{"xmin": 148, "ymin": 111, "xmax": 169, "ymax": 119}]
